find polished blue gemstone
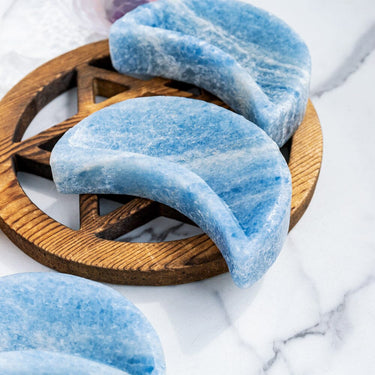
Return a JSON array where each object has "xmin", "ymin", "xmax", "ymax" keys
[
  {"xmin": 0, "ymin": 351, "xmax": 130, "ymax": 374},
  {"xmin": 109, "ymin": 0, "xmax": 311, "ymax": 146},
  {"xmin": 51, "ymin": 97, "xmax": 292, "ymax": 288},
  {"xmin": 0, "ymin": 273, "xmax": 165, "ymax": 375}
]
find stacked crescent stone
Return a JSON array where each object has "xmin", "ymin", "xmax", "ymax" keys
[
  {"xmin": 51, "ymin": 97, "xmax": 292, "ymax": 288},
  {"xmin": 109, "ymin": 0, "xmax": 311, "ymax": 146}
]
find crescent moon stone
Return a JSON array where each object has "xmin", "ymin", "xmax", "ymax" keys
[
  {"xmin": 0, "ymin": 273, "xmax": 165, "ymax": 375},
  {"xmin": 0, "ymin": 351, "xmax": 130, "ymax": 374},
  {"xmin": 109, "ymin": 0, "xmax": 311, "ymax": 146},
  {"xmin": 50, "ymin": 97, "xmax": 292, "ymax": 288}
]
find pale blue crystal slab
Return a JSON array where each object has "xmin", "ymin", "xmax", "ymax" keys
[
  {"xmin": 109, "ymin": 0, "xmax": 311, "ymax": 146},
  {"xmin": 0, "ymin": 273, "xmax": 165, "ymax": 375},
  {"xmin": 0, "ymin": 351, "xmax": 129, "ymax": 375},
  {"xmin": 51, "ymin": 97, "xmax": 292, "ymax": 288}
]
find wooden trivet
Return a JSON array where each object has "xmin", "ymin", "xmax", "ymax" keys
[{"xmin": 0, "ymin": 40, "xmax": 323, "ymax": 285}]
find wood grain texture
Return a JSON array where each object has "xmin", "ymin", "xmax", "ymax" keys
[{"xmin": 0, "ymin": 40, "xmax": 323, "ymax": 285}]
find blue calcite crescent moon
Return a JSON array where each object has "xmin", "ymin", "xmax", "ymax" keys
[
  {"xmin": 109, "ymin": 0, "xmax": 311, "ymax": 146},
  {"xmin": 0, "ymin": 273, "xmax": 165, "ymax": 375},
  {"xmin": 0, "ymin": 351, "xmax": 130, "ymax": 374},
  {"xmin": 50, "ymin": 97, "xmax": 292, "ymax": 287}
]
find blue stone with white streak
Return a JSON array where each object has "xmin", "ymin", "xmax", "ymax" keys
[
  {"xmin": 0, "ymin": 351, "xmax": 130, "ymax": 375},
  {"xmin": 0, "ymin": 273, "xmax": 165, "ymax": 375},
  {"xmin": 109, "ymin": 0, "xmax": 311, "ymax": 146},
  {"xmin": 51, "ymin": 97, "xmax": 292, "ymax": 288}
]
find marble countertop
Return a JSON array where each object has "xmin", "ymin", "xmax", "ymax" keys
[{"xmin": 0, "ymin": 0, "xmax": 374, "ymax": 373}]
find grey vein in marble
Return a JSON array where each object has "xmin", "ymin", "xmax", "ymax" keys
[
  {"xmin": 312, "ymin": 22, "xmax": 375, "ymax": 98},
  {"xmin": 262, "ymin": 276, "xmax": 375, "ymax": 373},
  {"xmin": 117, "ymin": 217, "xmax": 202, "ymax": 243},
  {"xmin": 109, "ymin": 0, "xmax": 311, "ymax": 146},
  {"xmin": 0, "ymin": 273, "xmax": 165, "ymax": 375},
  {"xmin": 51, "ymin": 96, "xmax": 292, "ymax": 288}
]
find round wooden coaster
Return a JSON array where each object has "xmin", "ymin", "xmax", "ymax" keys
[{"xmin": 0, "ymin": 40, "xmax": 323, "ymax": 285}]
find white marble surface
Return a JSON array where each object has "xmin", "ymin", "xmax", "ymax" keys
[{"xmin": 0, "ymin": 1, "xmax": 374, "ymax": 374}]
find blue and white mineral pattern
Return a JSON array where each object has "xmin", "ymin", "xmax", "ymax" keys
[
  {"xmin": 0, "ymin": 273, "xmax": 165, "ymax": 375},
  {"xmin": 109, "ymin": 0, "xmax": 311, "ymax": 146},
  {"xmin": 51, "ymin": 97, "xmax": 292, "ymax": 288},
  {"xmin": 0, "ymin": 351, "xmax": 130, "ymax": 375}
]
